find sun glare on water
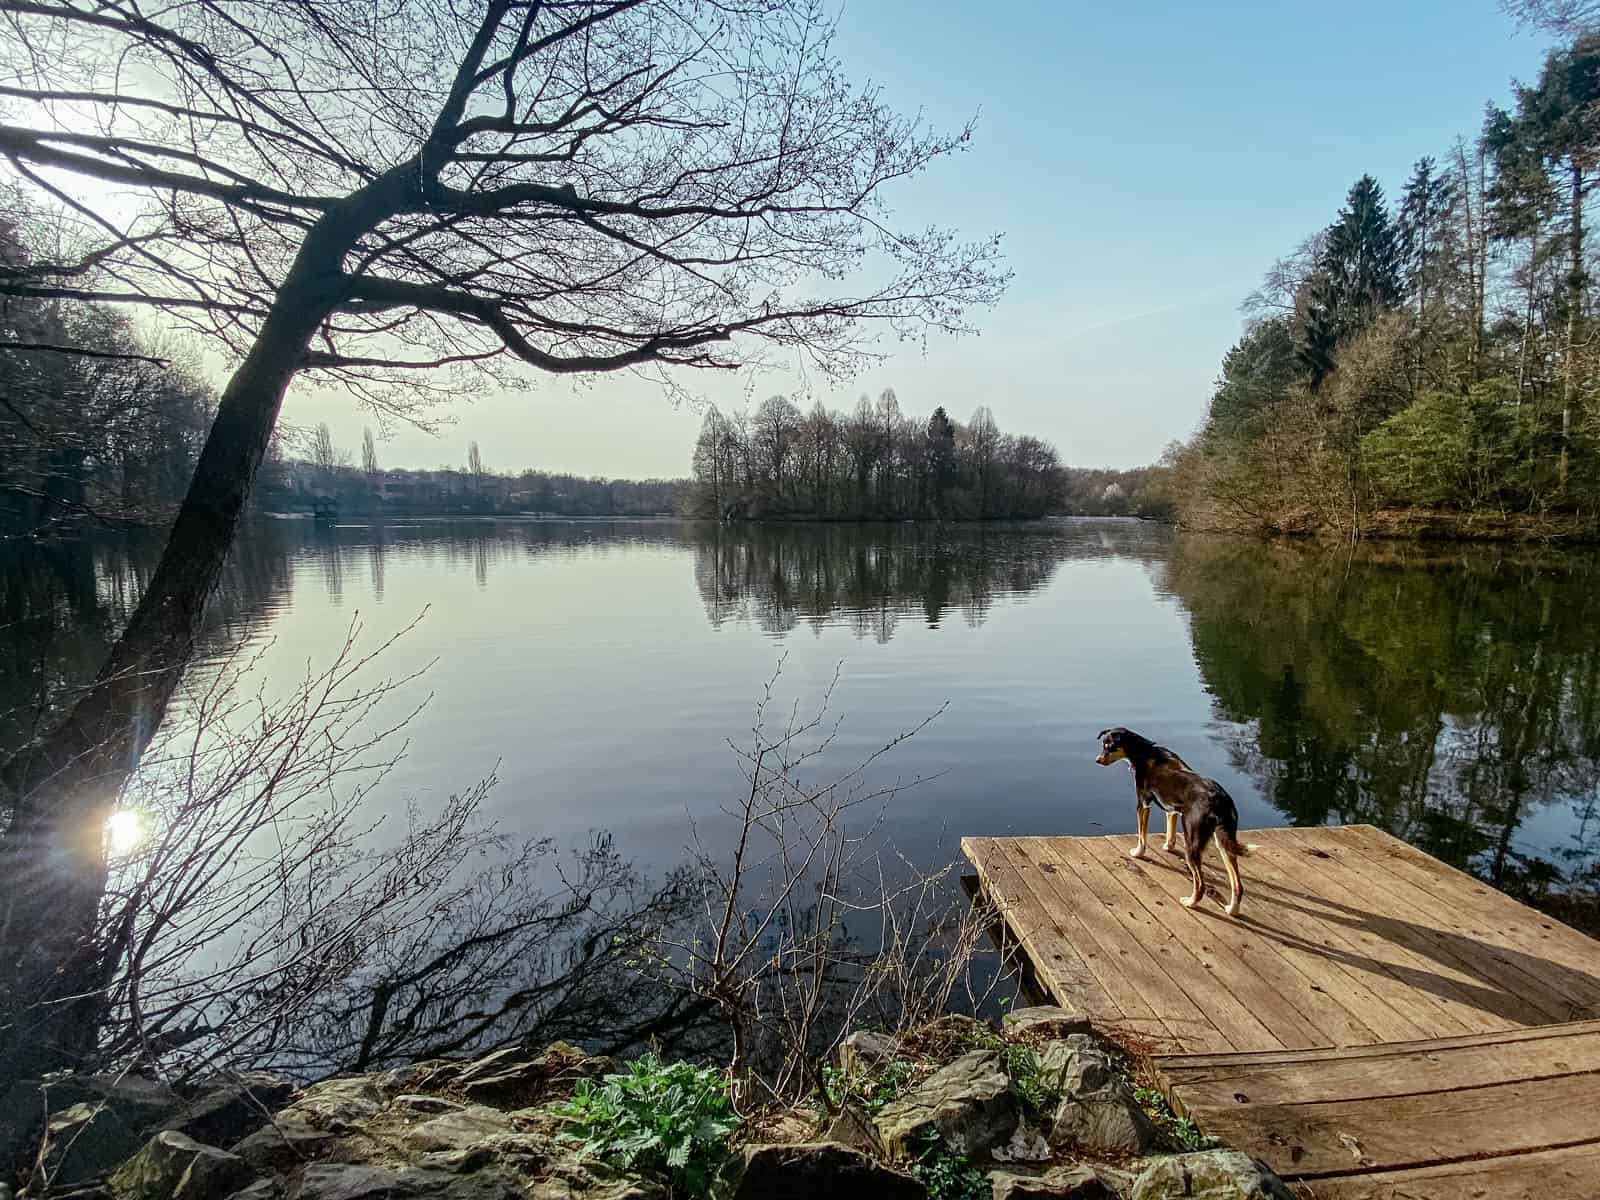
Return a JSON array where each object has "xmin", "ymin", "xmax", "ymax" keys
[{"xmin": 106, "ymin": 809, "xmax": 146, "ymax": 856}]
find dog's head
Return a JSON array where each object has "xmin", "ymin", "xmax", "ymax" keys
[{"xmin": 1095, "ymin": 727, "xmax": 1134, "ymax": 766}]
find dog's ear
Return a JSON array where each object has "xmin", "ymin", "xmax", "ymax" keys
[{"xmin": 1096, "ymin": 728, "xmax": 1111, "ymax": 740}]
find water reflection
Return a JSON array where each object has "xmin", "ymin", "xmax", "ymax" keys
[
  {"xmin": 1164, "ymin": 536, "xmax": 1600, "ymax": 933},
  {"xmin": 6, "ymin": 518, "xmax": 1597, "ymax": 935}
]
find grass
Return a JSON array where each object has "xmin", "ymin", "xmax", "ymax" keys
[
  {"xmin": 1134, "ymin": 1084, "xmax": 1218, "ymax": 1153},
  {"xmin": 552, "ymin": 1055, "xmax": 740, "ymax": 1197}
]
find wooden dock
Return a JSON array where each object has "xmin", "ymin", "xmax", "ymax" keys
[{"xmin": 961, "ymin": 824, "xmax": 1600, "ymax": 1198}]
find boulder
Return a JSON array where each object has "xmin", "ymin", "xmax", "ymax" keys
[
  {"xmin": 40, "ymin": 1101, "xmax": 154, "ymax": 1186},
  {"xmin": 1130, "ymin": 1151, "xmax": 1294, "ymax": 1200},
  {"xmin": 1037, "ymin": 1037, "xmax": 1118, "ymax": 1097},
  {"xmin": 990, "ymin": 1165, "xmax": 1120, "ymax": 1200},
  {"xmin": 287, "ymin": 1079, "xmax": 390, "ymax": 1131},
  {"xmin": 1050, "ymin": 1083, "xmax": 1162, "ymax": 1156},
  {"xmin": 165, "ymin": 1075, "xmax": 296, "ymax": 1147},
  {"xmin": 229, "ymin": 1119, "xmax": 339, "ymax": 1173},
  {"xmin": 403, "ymin": 1106, "xmax": 514, "ymax": 1153},
  {"xmin": 108, "ymin": 1130, "xmax": 252, "ymax": 1200},
  {"xmin": 875, "ymin": 1050, "xmax": 1018, "ymax": 1158},
  {"xmin": 716, "ymin": 1142, "xmax": 925, "ymax": 1200},
  {"xmin": 222, "ymin": 1184, "xmax": 281, "ymax": 1200},
  {"xmin": 456, "ymin": 1044, "xmax": 609, "ymax": 1108},
  {"xmin": 820, "ymin": 1105, "xmax": 881, "ymax": 1156},
  {"xmin": 835, "ymin": 1031, "xmax": 899, "ymax": 1077},
  {"xmin": 1001, "ymin": 1007, "xmax": 1095, "ymax": 1040}
]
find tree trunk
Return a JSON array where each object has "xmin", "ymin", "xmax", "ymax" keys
[
  {"xmin": 1562, "ymin": 164, "xmax": 1584, "ymax": 496},
  {"xmin": 1519, "ymin": 229, "xmax": 1539, "ymax": 407},
  {"xmin": 0, "ymin": 227, "xmax": 350, "ymax": 1090}
]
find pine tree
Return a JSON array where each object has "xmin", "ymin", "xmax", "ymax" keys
[
  {"xmin": 1296, "ymin": 175, "xmax": 1402, "ymax": 386},
  {"xmin": 1397, "ymin": 159, "xmax": 1455, "ymax": 347}
]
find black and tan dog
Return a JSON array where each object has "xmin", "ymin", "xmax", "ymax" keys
[{"xmin": 1094, "ymin": 727, "xmax": 1252, "ymax": 916}]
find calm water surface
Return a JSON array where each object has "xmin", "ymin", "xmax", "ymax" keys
[{"xmin": 6, "ymin": 518, "xmax": 1598, "ymax": 928}]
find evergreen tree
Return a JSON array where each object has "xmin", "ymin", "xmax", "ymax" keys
[
  {"xmin": 1297, "ymin": 176, "xmax": 1402, "ymax": 386},
  {"xmin": 1397, "ymin": 158, "xmax": 1455, "ymax": 342}
]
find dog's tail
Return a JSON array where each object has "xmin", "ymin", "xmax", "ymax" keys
[{"xmin": 1217, "ymin": 827, "xmax": 1260, "ymax": 856}]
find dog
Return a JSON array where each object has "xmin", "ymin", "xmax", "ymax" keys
[{"xmin": 1094, "ymin": 727, "xmax": 1252, "ymax": 916}]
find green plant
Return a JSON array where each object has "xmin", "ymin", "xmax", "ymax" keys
[
  {"xmin": 1135, "ymin": 1085, "xmax": 1217, "ymax": 1153},
  {"xmin": 1001, "ymin": 1043, "xmax": 1063, "ymax": 1118},
  {"xmin": 820, "ymin": 1057, "xmax": 917, "ymax": 1115},
  {"xmin": 909, "ymin": 1132, "xmax": 989, "ymax": 1200},
  {"xmin": 554, "ymin": 1056, "xmax": 740, "ymax": 1197}
]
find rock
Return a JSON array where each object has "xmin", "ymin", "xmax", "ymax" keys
[
  {"xmin": 835, "ymin": 1031, "xmax": 899, "ymax": 1076},
  {"xmin": 1051, "ymin": 1083, "xmax": 1162, "ymax": 1156},
  {"xmin": 166, "ymin": 1075, "xmax": 296, "ymax": 1147},
  {"xmin": 394, "ymin": 1095, "xmax": 467, "ymax": 1116},
  {"xmin": 1038, "ymin": 1037, "xmax": 1118, "ymax": 1097},
  {"xmin": 108, "ymin": 1129, "xmax": 252, "ymax": 1200},
  {"xmin": 287, "ymin": 1164, "xmax": 413, "ymax": 1200},
  {"xmin": 229, "ymin": 1119, "xmax": 339, "ymax": 1172},
  {"xmin": 41, "ymin": 1100, "xmax": 154, "ymax": 1186},
  {"xmin": 78, "ymin": 1075, "xmax": 183, "ymax": 1112},
  {"xmin": 821, "ymin": 1105, "xmax": 881, "ymax": 1156},
  {"xmin": 1002, "ymin": 1007, "xmax": 1095, "ymax": 1040},
  {"xmin": 456, "ymin": 1044, "xmax": 610, "ymax": 1108},
  {"xmin": 403, "ymin": 1106, "xmax": 513, "ymax": 1153},
  {"xmin": 1131, "ymin": 1151, "xmax": 1294, "ymax": 1200},
  {"xmin": 286, "ymin": 1079, "xmax": 390, "ymax": 1131},
  {"xmin": 716, "ymin": 1142, "xmax": 925, "ymax": 1200},
  {"xmin": 990, "ymin": 1165, "xmax": 1119, "ymax": 1200},
  {"xmin": 988, "ymin": 1119, "xmax": 1050, "ymax": 1164},
  {"xmin": 222, "ymin": 1184, "xmax": 281, "ymax": 1200},
  {"xmin": 528, "ymin": 1174, "xmax": 664, "ymax": 1200},
  {"xmin": 875, "ymin": 1050, "xmax": 1018, "ymax": 1158}
]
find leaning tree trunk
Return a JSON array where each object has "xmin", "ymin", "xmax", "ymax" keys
[{"xmin": 0, "ymin": 232, "xmax": 347, "ymax": 1090}]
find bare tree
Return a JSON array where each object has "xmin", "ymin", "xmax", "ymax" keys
[
  {"xmin": 650, "ymin": 662, "xmax": 1007, "ymax": 1105},
  {"xmin": 1502, "ymin": 0, "xmax": 1600, "ymax": 34},
  {"xmin": 361, "ymin": 427, "xmax": 379, "ymax": 479},
  {"xmin": 0, "ymin": 0, "xmax": 1005, "ymax": 1078}
]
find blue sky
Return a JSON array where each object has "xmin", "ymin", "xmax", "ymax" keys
[{"xmin": 287, "ymin": 0, "xmax": 1558, "ymax": 475}]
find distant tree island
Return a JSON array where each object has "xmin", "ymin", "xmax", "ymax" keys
[{"xmin": 686, "ymin": 391, "xmax": 1073, "ymax": 520}]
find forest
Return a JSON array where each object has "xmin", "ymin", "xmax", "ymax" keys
[
  {"xmin": 258, "ymin": 424, "xmax": 684, "ymax": 518},
  {"xmin": 1170, "ymin": 25, "xmax": 1600, "ymax": 538},
  {"xmin": 1, "ymin": 197, "xmax": 213, "ymax": 538},
  {"xmin": 684, "ymin": 392, "xmax": 1068, "ymax": 520}
]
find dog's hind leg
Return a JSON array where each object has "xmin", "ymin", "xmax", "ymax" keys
[
  {"xmin": 1179, "ymin": 818, "xmax": 1212, "ymax": 910},
  {"xmin": 1217, "ymin": 836, "xmax": 1244, "ymax": 917},
  {"xmin": 1130, "ymin": 800, "xmax": 1151, "ymax": 859},
  {"xmin": 1162, "ymin": 809, "xmax": 1180, "ymax": 853}
]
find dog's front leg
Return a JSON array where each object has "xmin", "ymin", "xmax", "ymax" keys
[{"xmin": 1130, "ymin": 799, "xmax": 1151, "ymax": 859}]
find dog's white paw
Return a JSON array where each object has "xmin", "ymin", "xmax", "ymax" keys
[
  {"xmin": 1161, "ymin": 840, "xmax": 1177, "ymax": 853},
  {"xmin": 1180, "ymin": 894, "xmax": 1199, "ymax": 909},
  {"xmin": 1222, "ymin": 901, "xmax": 1241, "ymax": 917},
  {"xmin": 1129, "ymin": 843, "xmax": 1149, "ymax": 860}
]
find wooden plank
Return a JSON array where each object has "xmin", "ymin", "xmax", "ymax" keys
[
  {"xmin": 1331, "ymin": 825, "xmax": 1600, "ymax": 1019},
  {"xmin": 1291, "ymin": 1141, "xmax": 1600, "ymax": 1200},
  {"xmin": 1075, "ymin": 835, "xmax": 1347, "ymax": 1050},
  {"xmin": 1008, "ymin": 837, "xmax": 1237, "ymax": 1053},
  {"xmin": 1199, "ymin": 1072, "xmax": 1600, "ymax": 1179},
  {"xmin": 1157, "ymin": 1017, "xmax": 1600, "ymax": 1070},
  {"xmin": 972, "ymin": 838, "xmax": 1185, "ymax": 1049},
  {"xmin": 1302, "ymin": 826, "xmax": 1595, "ymax": 1023},
  {"xmin": 1160, "ymin": 1023, "xmax": 1600, "ymax": 1111},
  {"xmin": 960, "ymin": 837, "xmax": 1122, "ymax": 1020},
  {"xmin": 1227, "ymin": 836, "xmax": 1462, "ymax": 1043}
]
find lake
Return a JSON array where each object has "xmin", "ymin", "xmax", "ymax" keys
[{"xmin": 5, "ymin": 518, "xmax": 1598, "ymax": 937}]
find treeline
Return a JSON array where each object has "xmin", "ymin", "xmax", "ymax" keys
[
  {"xmin": 1059, "ymin": 462, "xmax": 1177, "ymax": 518},
  {"xmin": 1171, "ymin": 21, "xmax": 1600, "ymax": 537},
  {"xmin": 255, "ymin": 425, "xmax": 685, "ymax": 517},
  {"xmin": 1, "ymin": 200, "xmax": 213, "ymax": 538},
  {"xmin": 686, "ymin": 391, "xmax": 1066, "ymax": 520}
]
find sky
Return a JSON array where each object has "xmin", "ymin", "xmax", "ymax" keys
[{"xmin": 279, "ymin": 0, "xmax": 1559, "ymax": 477}]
